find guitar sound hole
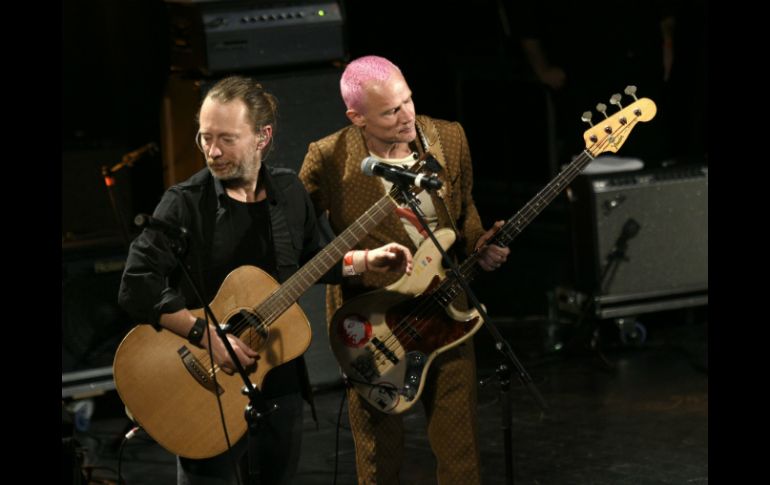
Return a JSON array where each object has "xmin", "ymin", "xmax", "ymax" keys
[{"xmin": 225, "ymin": 309, "xmax": 268, "ymax": 351}]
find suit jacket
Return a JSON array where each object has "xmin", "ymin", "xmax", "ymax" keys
[{"xmin": 299, "ymin": 115, "xmax": 486, "ymax": 319}]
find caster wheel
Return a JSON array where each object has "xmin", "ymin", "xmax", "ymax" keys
[{"xmin": 619, "ymin": 321, "xmax": 647, "ymax": 346}]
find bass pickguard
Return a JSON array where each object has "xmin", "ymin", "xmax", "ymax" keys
[{"xmin": 329, "ymin": 228, "xmax": 483, "ymax": 414}]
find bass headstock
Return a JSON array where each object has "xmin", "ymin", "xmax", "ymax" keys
[{"xmin": 581, "ymin": 86, "xmax": 657, "ymax": 157}]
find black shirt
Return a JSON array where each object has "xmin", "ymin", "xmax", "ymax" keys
[
  {"xmin": 221, "ymin": 196, "xmax": 276, "ymax": 279},
  {"xmin": 118, "ymin": 164, "xmax": 343, "ymax": 399},
  {"xmin": 119, "ymin": 164, "xmax": 342, "ymax": 324}
]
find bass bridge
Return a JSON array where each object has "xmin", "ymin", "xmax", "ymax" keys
[{"xmin": 400, "ymin": 351, "xmax": 426, "ymax": 401}]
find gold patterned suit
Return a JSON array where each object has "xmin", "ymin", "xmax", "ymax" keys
[{"xmin": 299, "ymin": 115, "xmax": 485, "ymax": 485}]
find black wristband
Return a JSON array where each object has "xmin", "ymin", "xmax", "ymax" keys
[{"xmin": 187, "ymin": 318, "xmax": 207, "ymax": 346}]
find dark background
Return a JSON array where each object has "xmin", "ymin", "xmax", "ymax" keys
[
  {"xmin": 58, "ymin": 5, "xmax": 721, "ymax": 484},
  {"xmin": 62, "ymin": 0, "xmax": 707, "ymax": 375},
  {"xmin": 62, "ymin": 0, "xmax": 707, "ymax": 240}
]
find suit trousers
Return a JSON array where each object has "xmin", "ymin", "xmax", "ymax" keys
[{"xmin": 347, "ymin": 342, "xmax": 482, "ymax": 485}]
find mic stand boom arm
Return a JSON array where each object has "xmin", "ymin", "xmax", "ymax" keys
[
  {"xmin": 101, "ymin": 143, "xmax": 159, "ymax": 249},
  {"xmin": 101, "ymin": 164, "xmax": 132, "ymax": 249}
]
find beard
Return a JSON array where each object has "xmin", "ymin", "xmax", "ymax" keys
[{"xmin": 207, "ymin": 145, "xmax": 260, "ymax": 183}]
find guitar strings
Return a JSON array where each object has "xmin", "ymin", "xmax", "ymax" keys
[
  {"xmin": 230, "ymin": 180, "xmax": 420, "ymax": 350},
  {"xmin": 193, "ymin": 114, "xmax": 638, "ymax": 376},
  {"xmin": 367, "ymin": 119, "xmax": 638, "ymax": 367},
  {"xmin": 378, "ymin": 119, "xmax": 636, "ymax": 354},
  {"xmin": 193, "ymin": 184, "xmax": 409, "ymax": 373}
]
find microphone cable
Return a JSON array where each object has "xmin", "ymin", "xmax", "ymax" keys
[
  {"xmin": 117, "ymin": 425, "xmax": 141, "ymax": 485},
  {"xmin": 333, "ymin": 382, "xmax": 349, "ymax": 485}
]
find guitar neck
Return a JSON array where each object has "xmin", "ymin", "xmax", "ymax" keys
[
  {"xmin": 409, "ymin": 95, "xmax": 655, "ymax": 307},
  {"xmin": 437, "ymin": 150, "xmax": 596, "ymax": 302},
  {"xmin": 485, "ymin": 97, "xmax": 656, "ymax": 252},
  {"xmin": 257, "ymin": 194, "xmax": 396, "ymax": 325},
  {"xmin": 490, "ymin": 150, "xmax": 594, "ymax": 249}
]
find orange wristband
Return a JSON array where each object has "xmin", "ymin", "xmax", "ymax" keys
[{"xmin": 342, "ymin": 251, "xmax": 357, "ymax": 276}]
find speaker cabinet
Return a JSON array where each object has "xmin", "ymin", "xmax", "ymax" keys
[
  {"xmin": 160, "ymin": 67, "xmax": 349, "ymax": 187},
  {"xmin": 62, "ymin": 244, "xmax": 133, "ymax": 397},
  {"xmin": 569, "ymin": 164, "xmax": 708, "ymax": 308},
  {"xmin": 166, "ymin": 1, "xmax": 345, "ymax": 75}
]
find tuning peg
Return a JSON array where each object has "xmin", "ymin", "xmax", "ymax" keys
[
  {"xmin": 609, "ymin": 93, "xmax": 623, "ymax": 109},
  {"xmin": 581, "ymin": 111, "xmax": 594, "ymax": 126},
  {"xmin": 596, "ymin": 103, "xmax": 608, "ymax": 118},
  {"xmin": 624, "ymin": 85, "xmax": 638, "ymax": 101}
]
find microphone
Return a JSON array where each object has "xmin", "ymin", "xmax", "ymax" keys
[
  {"xmin": 122, "ymin": 142, "xmax": 159, "ymax": 166},
  {"xmin": 610, "ymin": 218, "xmax": 640, "ymax": 258},
  {"xmin": 620, "ymin": 218, "xmax": 640, "ymax": 240},
  {"xmin": 133, "ymin": 214, "xmax": 189, "ymax": 240},
  {"xmin": 361, "ymin": 157, "xmax": 443, "ymax": 191}
]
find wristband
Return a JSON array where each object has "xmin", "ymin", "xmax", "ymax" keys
[
  {"xmin": 187, "ymin": 317, "xmax": 207, "ymax": 346},
  {"xmin": 343, "ymin": 251, "xmax": 357, "ymax": 276}
]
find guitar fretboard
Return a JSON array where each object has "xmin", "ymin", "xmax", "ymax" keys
[
  {"xmin": 432, "ymin": 99, "xmax": 653, "ymax": 305},
  {"xmin": 434, "ymin": 149, "xmax": 596, "ymax": 305},
  {"xmin": 255, "ymin": 194, "xmax": 398, "ymax": 326}
]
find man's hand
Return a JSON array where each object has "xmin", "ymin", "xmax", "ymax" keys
[
  {"xmin": 475, "ymin": 220, "xmax": 510, "ymax": 272},
  {"xmin": 202, "ymin": 326, "xmax": 260, "ymax": 375},
  {"xmin": 365, "ymin": 242, "xmax": 413, "ymax": 275}
]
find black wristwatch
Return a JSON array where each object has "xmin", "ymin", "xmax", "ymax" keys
[{"xmin": 187, "ymin": 318, "xmax": 207, "ymax": 346}]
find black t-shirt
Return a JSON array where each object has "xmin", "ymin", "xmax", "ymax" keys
[{"xmin": 221, "ymin": 196, "xmax": 276, "ymax": 276}]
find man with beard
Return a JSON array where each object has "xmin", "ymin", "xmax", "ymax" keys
[{"xmin": 118, "ymin": 75, "xmax": 413, "ymax": 485}]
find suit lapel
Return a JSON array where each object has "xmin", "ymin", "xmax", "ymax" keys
[{"xmin": 415, "ymin": 116, "xmax": 455, "ymax": 236}]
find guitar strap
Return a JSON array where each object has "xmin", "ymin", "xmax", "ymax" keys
[
  {"xmin": 191, "ymin": 176, "xmax": 217, "ymax": 300},
  {"xmin": 415, "ymin": 117, "xmax": 462, "ymax": 241},
  {"xmin": 268, "ymin": 202, "xmax": 299, "ymax": 282}
]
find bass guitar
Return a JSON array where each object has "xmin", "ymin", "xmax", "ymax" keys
[{"xmin": 329, "ymin": 92, "xmax": 656, "ymax": 413}]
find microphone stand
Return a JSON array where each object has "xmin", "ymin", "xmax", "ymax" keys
[
  {"xmin": 600, "ymin": 219, "xmax": 640, "ymax": 296},
  {"xmin": 395, "ymin": 184, "xmax": 548, "ymax": 485},
  {"xmin": 142, "ymin": 221, "xmax": 275, "ymax": 485},
  {"xmin": 101, "ymin": 163, "xmax": 132, "ymax": 250},
  {"xmin": 101, "ymin": 143, "xmax": 159, "ymax": 249},
  {"xmin": 567, "ymin": 218, "xmax": 641, "ymax": 370}
]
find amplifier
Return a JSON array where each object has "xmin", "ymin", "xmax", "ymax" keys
[
  {"xmin": 166, "ymin": 0, "xmax": 345, "ymax": 74},
  {"xmin": 62, "ymin": 243, "xmax": 133, "ymax": 398},
  {"xmin": 569, "ymin": 164, "xmax": 708, "ymax": 307}
]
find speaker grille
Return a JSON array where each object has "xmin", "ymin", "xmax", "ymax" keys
[
  {"xmin": 62, "ymin": 246, "xmax": 133, "ymax": 375},
  {"xmin": 571, "ymin": 165, "xmax": 708, "ymax": 303}
]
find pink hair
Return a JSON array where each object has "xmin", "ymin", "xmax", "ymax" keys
[{"xmin": 340, "ymin": 55, "xmax": 402, "ymax": 113}]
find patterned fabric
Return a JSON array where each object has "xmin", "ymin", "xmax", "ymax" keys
[
  {"xmin": 372, "ymin": 152, "xmax": 438, "ymax": 247},
  {"xmin": 299, "ymin": 116, "xmax": 484, "ymax": 484},
  {"xmin": 300, "ymin": 115, "xmax": 485, "ymax": 305}
]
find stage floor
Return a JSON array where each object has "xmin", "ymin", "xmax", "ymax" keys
[{"xmin": 68, "ymin": 308, "xmax": 707, "ymax": 484}]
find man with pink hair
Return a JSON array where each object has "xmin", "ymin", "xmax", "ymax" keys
[{"xmin": 300, "ymin": 55, "xmax": 509, "ymax": 484}]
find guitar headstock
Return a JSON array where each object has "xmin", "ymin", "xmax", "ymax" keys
[{"xmin": 582, "ymin": 86, "xmax": 657, "ymax": 157}]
